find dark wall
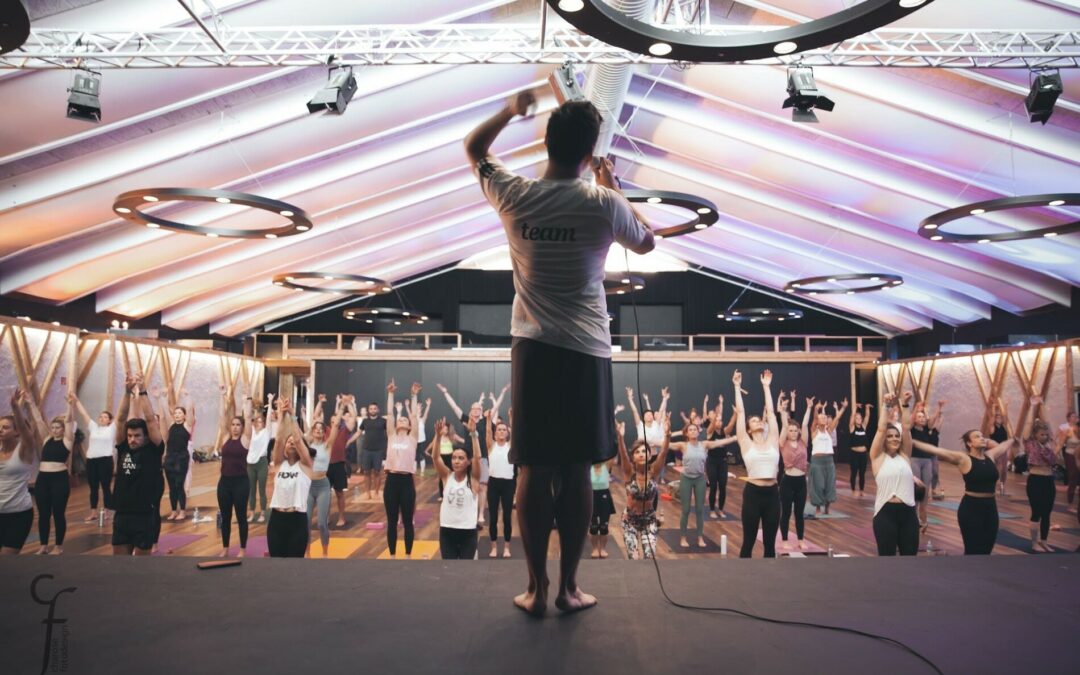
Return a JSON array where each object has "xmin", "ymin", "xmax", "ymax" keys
[
  {"xmin": 280, "ymin": 269, "xmax": 879, "ymax": 343},
  {"xmin": 314, "ymin": 357, "xmax": 859, "ymax": 456}
]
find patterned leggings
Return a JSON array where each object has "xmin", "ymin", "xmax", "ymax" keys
[{"xmin": 622, "ymin": 510, "xmax": 658, "ymax": 559}]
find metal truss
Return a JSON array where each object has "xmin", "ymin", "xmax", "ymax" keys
[{"xmin": 3, "ymin": 24, "xmax": 1078, "ymax": 69}]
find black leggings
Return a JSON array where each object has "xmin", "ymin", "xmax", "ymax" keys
[
  {"xmin": 707, "ymin": 454, "xmax": 728, "ymax": 511},
  {"xmin": 849, "ymin": 451, "xmax": 868, "ymax": 491},
  {"xmin": 267, "ymin": 510, "xmax": 308, "ymax": 557},
  {"xmin": 779, "ymin": 473, "xmax": 807, "ymax": 541},
  {"xmin": 487, "ymin": 477, "xmax": 515, "ymax": 542},
  {"xmin": 873, "ymin": 501, "xmax": 919, "ymax": 556},
  {"xmin": 957, "ymin": 495, "xmax": 998, "ymax": 555},
  {"xmin": 740, "ymin": 483, "xmax": 780, "ymax": 558},
  {"xmin": 35, "ymin": 471, "xmax": 71, "ymax": 546},
  {"xmin": 165, "ymin": 466, "xmax": 187, "ymax": 510},
  {"xmin": 440, "ymin": 526, "xmax": 478, "ymax": 559},
  {"xmin": 383, "ymin": 473, "xmax": 416, "ymax": 555},
  {"xmin": 85, "ymin": 456, "xmax": 113, "ymax": 510},
  {"xmin": 217, "ymin": 475, "xmax": 250, "ymax": 549},
  {"xmin": 1026, "ymin": 474, "xmax": 1055, "ymax": 541}
]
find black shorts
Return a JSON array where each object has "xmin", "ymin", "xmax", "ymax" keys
[
  {"xmin": 360, "ymin": 449, "xmax": 382, "ymax": 472},
  {"xmin": 0, "ymin": 508, "xmax": 33, "ymax": 550},
  {"xmin": 511, "ymin": 338, "xmax": 616, "ymax": 466},
  {"xmin": 112, "ymin": 512, "xmax": 156, "ymax": 550},
  {"xmin": 327, "ymin": 462, "xmax": 349, "ymax": 492}
]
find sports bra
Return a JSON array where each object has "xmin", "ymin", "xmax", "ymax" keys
[
  {"xmin": 963, "ymin": 455, "xmax": 1000, "ymax": 494},
  {"xmin": 41, "ymin": 438, "xmax": 70, "ymax": 464},
  {"xmin": 627, "ymin": 475, "xmax": 658, "ymax": 504}
]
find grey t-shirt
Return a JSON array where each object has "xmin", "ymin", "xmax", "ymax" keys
[{"xmin": 475, "ymin": 156, "xmax": 649, "ymax": 358}]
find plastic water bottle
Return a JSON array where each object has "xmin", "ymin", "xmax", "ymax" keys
[
  {"xmin": 720, "ymin": 534, "xmax": 728, "ymax": 556},
  {"xmin": 926, "ymin": 539, "xmax": 934, "ymax": 555},
  {"xmin": 193, "ymin": 506, "xmax": 200, "ymax": 524},
  {"xmin": 827, "ymin": 544, "xmax": 834, "ymax": 558},
  {"xmin": 98, "ymin": 508, "xmax": 105, "ymax": 527}
]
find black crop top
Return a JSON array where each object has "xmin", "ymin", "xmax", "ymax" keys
[
  {"xmin": 963, "ymin": 455, "xmax": 999, "ymax": 494},
  {"xmin": 41, "ymin": 437, "xmax": 69, "ymax": 463}
]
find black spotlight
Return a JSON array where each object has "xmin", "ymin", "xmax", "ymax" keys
[
  {"xmin": 306, "ymin": 64, "xmax": 357, "ymax": 114},
  {"xmin": 782, "ymin": 66, "xmax": 834, "ymax": 124},
  {"xmin": 1025, "ymin": 70, "xmax": 1063, "ymax": 125},
  {"xmin": 66, "ymin": 69, "xmax": 102, "ymax": 123}
]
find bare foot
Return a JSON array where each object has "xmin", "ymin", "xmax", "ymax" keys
[
  {"xmin": 85, "ymin": 512, "xmax": 97, "ymax": 523},
  {"xmin": 798, "ymin": 540, "xmax": 808, "ymax": 551},
  {"xmin": 514, "ymin": 590, "xmax": 547, "ymax": 618},
  {"xmin": 36, "ymin": 546, "xmax": 49, "ymax": 555},
  {"xmin": 219, "ymin": 548, "xmax": 229, "ymax": 558},
  {"xmin": 679, "ymin": 537, "xmax": 689, "ymax": 548},
  {"xmin": 336, "ymin": 520, "xmax": 346, "ymax": 527},
  {"xmin": 503, "ymin": 548, "xmax": 511, "ymax": 559},
  {"xmin": 599, "ymin": 549, "xmax": 609, "ymax": 559},
  {"xmin": 49, "ymin": 547, "xmax": 63, "ymax": 555},
  {"xmin": 490, "ymin": 546, "xmax": 498, "ymax": 558},
  {"xmin": 590, "ymin": 550, "xmax": 600, "ymax": 559},
  {"xmin": 237, "ymin": 549, "xmax": 245, "ymax": 558},
  {"xmin": 782, "ymin": 540, "xmax": 791, "ymax": 551},
  {"xmin": 697, "ymin": 537, "xmax": 707, "ymax": 547},
  {"xmin": 555, "ymin": 588, "xmax": 597, "ymax": 614},
  {"xmin": 717, "ymin": 511, "xmax": 726, "ymax": 519}
]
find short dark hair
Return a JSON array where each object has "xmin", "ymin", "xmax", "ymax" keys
[
  {"xmin": 125, "ymin": 418, "xmax": 149, "ymax": 438},
  {"xmin": 545, "ymin": 100, "xmax": 602, "ymax": 166}
]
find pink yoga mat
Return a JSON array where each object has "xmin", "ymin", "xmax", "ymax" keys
[{"xmin": 153, "ymin": 533, "xmax": 205, "ymax": 556}]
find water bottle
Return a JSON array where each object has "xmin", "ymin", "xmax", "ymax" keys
[
  {"xmin": 720, "ymin": 534, "xmax": 728, "ymax": 556},
  {"xmin": 926, "ymin": 539, "xmax": 933, "ymax": 555},
  {"xmin": 98, "ymin": 508, "xmax": 105, "ymax": 527},
  {"xmin": 827, "ymin": 544, "xmax": 834, "ymax": 558},
  {"xmin": 193, "ymin": 506, "xmax": 200, "ymax": 524}
]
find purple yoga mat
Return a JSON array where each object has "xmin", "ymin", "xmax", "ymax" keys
[
  {"xmin": 233, "ymin": 536, "xmax": 269, "ymax": 558},
  {"xmin": 365, "ymin": 522, "xmax": 385, "ymax": 530},
  {"xmin": 412, "ymin": 508, "xmax": 434, "ymax": 527},
  {"xmin": 153, "ymin": 533, "xmax": 205, "ymax": 556}
]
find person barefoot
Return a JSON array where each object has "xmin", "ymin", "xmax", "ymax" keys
[{"xmin": 466, "ymin": 89, "xmax": 653, "ymax": 617}]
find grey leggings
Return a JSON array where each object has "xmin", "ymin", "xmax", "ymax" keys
[
  {"xmin": 808, "ymin": 455, "xmax": 836, "ymax": 507},
  {"xmin": 679, "ymin": 473, "xmax": 707, "ymax": 539},
  {"xmin": 307, "ymin": 477, "xmax": 332, "ymax": 549},
  {"xmin": 247, "ymin": 456, "xmax": 268, "ymax": 517}
]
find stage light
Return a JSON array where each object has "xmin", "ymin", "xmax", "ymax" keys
[
  {"xmin": 782, "ymin": 66, "xmax": 834, "ymax": 124},
  {"xmin": 111, "ymin": 320, "xmax": 120, "ymax": 328},
  {"xmin": 1025, "ymin": 70, "xmax": 1062, "ymax": 125},
  {"xmin": 66, "ymin": 69, "xmax": 102, "ymax": 123},
  {"xmin": 307, "ymin": 64, "xmax": 357, "ymax": 115},
  {"xmin": 121, "ymin": 321, "xmax": 129, "ymax": 329},
  {"xmin": 547, "ymin": 61, "xmax": 585, "ymax": 104}
]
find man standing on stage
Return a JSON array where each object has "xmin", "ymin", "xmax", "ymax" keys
[{"xmin": 465, "ymin": 90, "xmax": 654, "ymax": 615}]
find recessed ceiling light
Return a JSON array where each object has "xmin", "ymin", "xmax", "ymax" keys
[
  {"xmin": 616, "ymin": 290, "xmax": 626, "ymax": 295},
  {"xmin": 274, "ymin": 281, "xmax": 283, "ymax": 286},
  {"xmin": 970, "ymin": 208, "xmax": 986, "ymax": 215},
  {"xmin": 809, "ymin": 292, "xmax": 819, "ymax": 296},
  {"xmin": 785, "ymin": 289, "xmax": 795, "ymax": 293},
  {"xmin": 382, "ymin": 286, "xmax": 392, "ymax": 292},
  {"xmin": 694, "ymin": 223, "xmax": 707, "ymax": 230},
  {"xmin": 51, "ymin": 321, "xmax": 61, "ymax": 326},
  {"xmin": 827, "ymin": 278, "xmax": 837, "ymax": 283},
  {"xmin": 294, "ymin": 287, "xmax": 303, "ymax": 292},
  {"xmin": 346, "ymin": 312, "xmax": 354, "ymax": 317},
  {"xmin": 142, "ymin": 195, "xmax": 159, "ymax": 202},
  {"xmin": 280, "ymin": 210, "xmax": 294, "ymax": 216},
  {"xmin": 725, "ymin": 317, "xmax": 733, "ymax": 322},
  {"xmin": 718, "ymin": 313, "xmax": 725, "ymax": 318},
  {"xmin": 403, "ymin": 312, "xmax": 411, "ymax": 317},
  {"xmin": 366, "ymin": 319, "xmax": 373, "ymax": 324},
  {"xmin": 930, "ymin": 235, "xmax": 943, "ymax": 241},
  {"xmin": 372, "ymin": 310, "xmax": 379, "ymax": 314},
  {"xmin": 116, "ymin": 207, "xmax": 131, "ymax": 214},
  {"xmin": 265, "ymin": 233, "xmax": 277, "ymax": 239},
  {"xmin": 394, "ymin": 321, "xmax": 401, "ymax": 326},
  {"xmin": 762, "ymin": 310, "xmax": 770, "ymax": 315},
  {"xmin": 899, "ymin": 0, "xmax": 927, "ymax": 7},
  {"xmin": 646, "ymin": 197, "xmax": 662, "ymax": 204},
  {"xmin": 696, "ymin": 207, "xmax": 711, "ymax": 214},
  {"xmin": 648, "ymin": 42, "xmax": 672, "ymax": 56},
  {"xmin": 206, "ymin": 232, "xmax": 218, "ymax": 238},
  {"xmin": 778, "ymin": 317, "xmax": 785, "ymax": 322},
  {"xmin": 870, "ymin": 276, "xmax": 880, "ymax": 281},
  {"xmin": 422, "ymin": 316, "xmax": 429, "ymax": 321},
  {"xmin": 633, "ymin": 285, "xmax": 644, "ymax": 290},
  {"xmin": 977, "ymin": 238, "xmax": 990, "ymax": 244},
  {"xmin": 557, "ymin": 0, "xmax": 584, "ymax": 11},
  {"xmin": 215, "ymin": 197, "xmax": 231, "ymax": 204},
  {"xmin": 846, "ymin": 291, "xmax": 855, "ymax": 295},
  {"xmin": 323, "ymin": 275, "xmax": 334, "ymax": 280},
  {"xmin": 146, "ymin": 223, "xmax": 160, "ymax": 229},
  {"xmin": 1048, "ymin": 200, "xmax": 1065, "ymax": 207},
  {"xmin": 773, "ymin": 41, "xmax": 798, "ymax": 55},
  {"xmin": 1044, "ymin": 232, "xmax": 1058, "ymax": 237},
  {"xmin": 296, "ymin": 225, "xmax": 310, "ymax": 231},
  {"xmin": 286, "ymin": 277, "xmax": 296, "ymax": 282},
  {"xmin": 923, "ymin": 223, "xmax": 938, "ymax": 230},
  {"xmin": 732, "ymin": 311, "xmax": 740, "ymax": 315}
]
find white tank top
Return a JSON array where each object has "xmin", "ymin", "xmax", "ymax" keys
[
  {"xmin": 309, "ymin": 442, "xmax": 330, "ymax": 473},
  {"xmin": 270, "ymin": 460, "xmax": 311, "ymax": 511},
  {"xmin": 0, "ymin": 443, "xmax": 35, "ymax": 513},
  {"xmin": 86, "ymin": 421, "xmax": 116, "ymax": 459},
  {"xmin": 811, "ymin": 430, "xmax": 834, "ymax": 456},
  {"xmin": 874, "ymin": 454, "xmax": 916, "ymax": 515},
  {"xmin": 440, "ymin": 473, "xmax": 478, "ymax": 530},
  {"xmin": 487, "ymin": 442, "xmax": 513, "ymax": 480},
  {"xmin": 743, "ymin": 443, "xmax": 780, "ymax": 481}
]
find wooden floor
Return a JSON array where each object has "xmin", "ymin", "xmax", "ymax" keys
[{"xmin": 22, "ymin": 458, "xmax": 1080, "ymax": 559}]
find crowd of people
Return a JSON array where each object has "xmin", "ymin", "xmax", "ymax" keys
[{"xmin": 1, "ymin": 371, "xmax": 1077, "ymax": 561}]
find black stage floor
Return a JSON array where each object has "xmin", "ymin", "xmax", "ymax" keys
[{"xmin": 2, "ymin": 555, "xmax": 1077, "ymax": 674}]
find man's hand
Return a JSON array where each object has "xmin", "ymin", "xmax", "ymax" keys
[
  {"xmin": 507, "ymin": 90, "xmax": 536, "ymax": 117},
  {"xmin": 592, "ymin": 157, "xmax": 618, "ymax": 189}
]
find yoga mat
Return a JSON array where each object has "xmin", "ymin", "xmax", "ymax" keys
[
  {"xmin": 995, "ymin": 528, "xmax": 1074, "ymax": 555},
  {"xmin": 310, "ymin": 512, "xmax": 369, "ymax": 531},
  {"xmin": 707, "ymin": 511, "xmax": 738, "ymax": 522},
  {"xmin": 233, "ymin": 536, "xmax": 269, "ymax": 558},
  {"xmin": 55, "ymin": 533, "xmax": 112, "ymax": 555},
  {"xmin": 377, "ymin": 540, "xmax": 440, "ymax": 560},
  {"xmin": 308, "ymin": 537, "xmax": 368, "ymax": 559},
  {"xmin": 656, "ymin": 528, "xmax": 725, "ymax": 554},
  {"xmin": 413, "ymin": 508, "xmax": 435, "ymax": 527},
  {"xmin": 930, "ymin": 501, "xmax": 963, "ymax": 511},
  {"xmin": 153, "ymin": 533, "xmax": 206, "ymax": 556},
  {"xmin": 582, "ymin": 536, "xmax": 619, "ymax": 560},
  {"xmin": 803, "ymin": 510, "xmax": 850, "ymax": 520},
  {"xmin": 365, "ymin": 522, "xmax": 385, "ymax": 530},
  {"xmin": 761, "ymin": 532, "xmax": 827, "ymax": 555}
]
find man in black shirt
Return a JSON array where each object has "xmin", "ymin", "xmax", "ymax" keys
[
  {"xmin": 112, "ymin": 377, "xmax": 165, "ymax": 555},
  {"xmin": 359, "ymin": 402, "xmax": 388, "ymax": 499}
]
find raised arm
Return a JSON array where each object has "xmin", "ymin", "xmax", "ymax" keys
[
  {"xmin": 615, "ymin": 421, "xmax": 633, "ymax": 480},
  {"xmin": 491, "ymin": 383, "xmax": 509, "ymax": 423},
  {"xmin": 929, "ymin": 400, "xmax": 946, "ymax": 430},
  {"xmin": 240, "ymin": 393, "xmax": 253, "ymax": 449},
  {"xmin": 657, "ymin": 387, "xmax": 670, "ymax": 421},
  {"xmin": 869, "ymin": 394, "xmax": 895, "ymax": 463},
  {"xmin": 733, "ymin": 371, "xmax": 749, "ymax": 449},
  {"xmin": 22, "ymin": 392, "xmax": 49, "ymax": 449},
  {"xmin": 761, "ymin": 371, "xmax": 779, "ymax": 447},
  {"xmin": 429, "ymin": 420, "xmax": 450, "ymax": 481},
  {"xmin": 136, "ymin": 381, "xmax": 163, "ymax": 447},
  {"xmin": 115, "ymin": 377, "xmax": 134, "ymax": 446},
  {"xmin": 649, "ymin": 415, "xmax": 673, "ymax": 479},
  {"xmin": 68, "ymin": 392, "xmax": 93, "ymax": 430},
  {"xmin": 986, "ymin": 437, "xmax": 1018, "ymax": 463},
  {"xmin": 801, "ymin": 397, "xmax": 814, "ymax": 444},
  {"xmin": 899, "ymin": 391, "xmax": 914, "ymax": 458},
  {"xmin": 386, "ymin": 381, "xmax": 396, "ymax": 428},
  {"xmin": 153, "ymin": 388, "xmax": 171, "ymax": 443},
  {"xmin": 467, "ymin": 416, "xmax": 482, "ymax": 482},
  {"xmin": 910, "ymin": 439, "xmax": 970, "ymax": 471},
  {"xmin": 436, "ymin": 383, "xmax": 464, "ymax": 420},
  {"xmin": 829, "ymin": 398, "xmax": 848, "ymax": 433},
  {"xmin": 182, "ymin": 390, "xmax": 196, "ymax": 434},
  {"xmin": 625, "ymin": 387, "xmax": 642, "ymax": 427},
  {"xmin": 10, "ymin": 391, "xmax": 39, "ymax": 461},
  {"xmin": 63, "ymin": 397, "xmax": 75, "ymax": 455},
  {"xmin": 464, "ymin": 90, "xmax": 535, "ymax": 163},
  {"xmin": 409, "ymin": 383, "xmax": 421, "ymax": 442}
]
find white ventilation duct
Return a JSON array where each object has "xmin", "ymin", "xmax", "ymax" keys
[{"xmin": 584, "ymin": 0, "xmax": 655, "ymax": 157}]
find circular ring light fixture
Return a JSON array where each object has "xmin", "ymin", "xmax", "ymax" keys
[
  {"xmin": 343, "ymin": 308, "xmax": 431, "ymax": 326},
  {"xmin": 917, "ymin": 193, "xmax": 1080, "ymax": 244},
  {"xmin": 604, "ymin": 274, "xmax": 646, "ymax": 296},
  {"xmin": 622, "ymin": 190, "xmax": 719, "ymax": 239},
  {"xmin": 785, "ymin": 274, "xmax": 903, "ymax": 296},
  {"xmin": 113, "ymin": 188, "xmax": 313, "ymax": 239},
  {"xmin": 0, "ymin": 1, "xmax": 31, "ymax": 56},
  {"xmin": 717, "ymin": 307, "xmax": 803, "ymax": 323},
  {"xmin": 273, "ymin": 273, "xmax": 392, "ymax": 295},
  {"xmin": 547, "ymin": 0, "xmax": 935, "ymax": 63}
]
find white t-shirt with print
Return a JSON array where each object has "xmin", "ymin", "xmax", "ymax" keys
[{"xmin": 475, "ymin": 157, "xmax": 650, "ymax": 358}]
